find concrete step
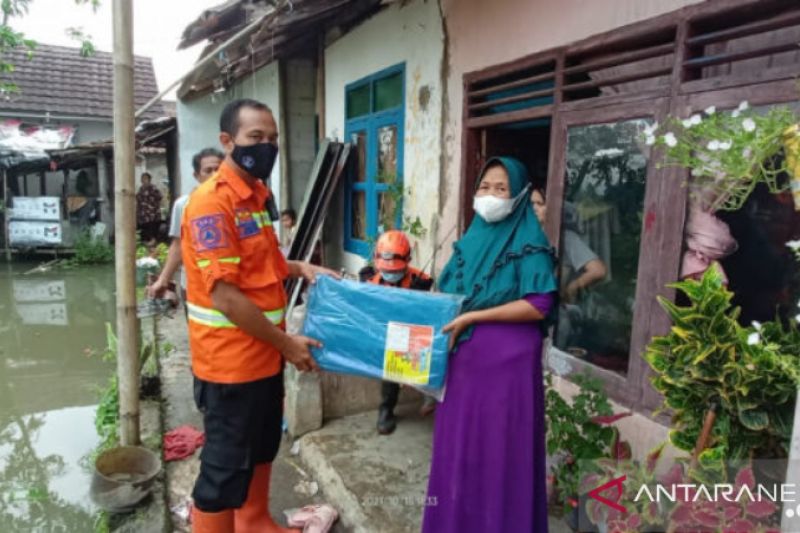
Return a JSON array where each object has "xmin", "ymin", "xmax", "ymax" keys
[{"xmin": 296, "ymin": 406, "xmax": 573, "ymax": 533}]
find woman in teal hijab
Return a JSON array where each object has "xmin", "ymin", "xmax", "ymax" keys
[{"xmin": 423, "ymin": 157, "xmax": 557, "ymax": 533}]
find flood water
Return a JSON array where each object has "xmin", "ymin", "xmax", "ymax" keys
[{"xmin": 0, "ymin": 261, "xmax": 115, "ymax": 532}]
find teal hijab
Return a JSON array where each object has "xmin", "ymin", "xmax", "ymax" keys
[{"xmin": 439, "ymin": 157, "xmax": 557, "ymax": 316}]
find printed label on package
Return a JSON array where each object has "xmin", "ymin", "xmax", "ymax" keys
[{"xmin": 383, "ymin": 321, "xmax": 434, "ymax": 385}]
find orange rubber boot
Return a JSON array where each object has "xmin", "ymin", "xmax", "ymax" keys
[
  {"xmin": 192, "ymin": 507, "xmax": 234, "ymax": 533},
  {"xmin": 234, "ymin": 463, "xmax": 300, "ymax": 533}
]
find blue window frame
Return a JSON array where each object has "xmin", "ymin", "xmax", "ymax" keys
[{"xmin": 344, "ymin": 63, "xmax": 405, "ymax": 257}]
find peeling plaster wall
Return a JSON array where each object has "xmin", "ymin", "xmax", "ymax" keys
[
  {"xmin": 323, "ymin": 0, "xmax": 445, "ymax": 275},
  {"xmin": 436, "ymin": 0, "xmax": 705, "ymax": 269},
  {"xmin": 176, "ymin": 62, "xmax": 283, "ymax": 209}
]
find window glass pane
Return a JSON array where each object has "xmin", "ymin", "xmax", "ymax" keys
[
  {"xmin": 351, "ymin": 191, "xmax": 367, "ymax": 240},
  {"xmin": 352, "ymin": 131, "xmax": 367, "ymax": 183},
  {"xmin": 346, "ymin": 84, "xmax": 370, "ymax": 119},
  {"xmin": 378, "ymin": 192, "xmax": 399, "ymax": 233},
  {"xmin": 374, "ymin": 72, "xmax": 403, "ymax": 112},
  {"xmin": 377, "ymin": 126, "xmax": 398, "ymax": 183},
  {"xmin": 554, "ymin": 118, "xmax": 651, "ymax": 376}
]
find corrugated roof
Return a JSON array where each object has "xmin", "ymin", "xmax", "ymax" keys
[
  {"xmin": 0, "ymin": 43, "xmax": 164, "ymax": 121},
  {"xmin": 178, "ymin": 0, "xmax": 385, "ymax": 101}
]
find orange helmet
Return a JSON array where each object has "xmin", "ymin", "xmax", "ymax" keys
[{"xmin": 374, "ymin": 230, "xmax": 411, "ymax": 271}]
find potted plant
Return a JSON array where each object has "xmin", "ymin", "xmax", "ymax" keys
[
  {"xmin": 582, "ymin": 443, "xmax": 675, "ymax": 533},
  {"xmin": 645, "ymin": 264, "xmax": 800, "ymax": 467},
  {"xmin": 545, "ymin": 372, "xmax": 632, "ymax": 530}
]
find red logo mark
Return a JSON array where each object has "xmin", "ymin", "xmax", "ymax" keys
[{"xmin": 588, "ymin": 475, "xmax": 627, "ymax": 513}]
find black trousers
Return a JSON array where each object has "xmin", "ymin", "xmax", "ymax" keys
[{"xmin": 191, "ymin": 373, "xmax": 284, "ymax": 512}]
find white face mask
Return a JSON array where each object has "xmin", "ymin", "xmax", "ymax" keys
[
  {"xmin": 380, "ymin": 270, "xmax": 405, "ymax": 284},
  {"xmin": 473, "ymin": 186, "xmax": 529, "ymax": 223}
]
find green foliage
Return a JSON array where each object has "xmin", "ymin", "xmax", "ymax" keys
[
  {"xmin": 71, "ymin": 231, "xmax": 113, "ymax": 265},
  {"xmin": 584, "ymin": 443, "xmax": 669, "ymax": 531},
  {"xmin": 645, "ymin": 265, "xmax": 800, "ymax": 465},
  {"xmin": 0, "ymin": 1, "xmax": 98, "ymax": 93},
  {"xmin": 545, "ymin": 372, "xmax": 620, "ymax": 513},
  {"xmin": 154, "ymin": 242, "xmax": 169, "ymax": 266},
  {"xmin": 649, "ymin": 102, "xmax": 799, "ymax": 211}
]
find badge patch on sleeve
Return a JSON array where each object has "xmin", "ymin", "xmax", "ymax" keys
[
  {"xmin": 191, "ymin": 214, "xmax": 228, "ymax": 251},
  {"xmin": 235, "ymin": 209, "xmax": 260, "ymax": 239}
]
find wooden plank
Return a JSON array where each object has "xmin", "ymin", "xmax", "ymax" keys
[
  {"xmin": 562, "ymin": 67, "xmax": 672, "ymax": 93},
  {"xmin": 686, "ymin": 9, "xmax": 800, "ymax": 47},
  {"xmin": 458, "ymin": 124, "xmax": 480, "ymax": 234},
  {"xmin": 464, "ymin": 104, "xmax": 553, "ymax": 129},
  {"xmin": 682, "ymin": 41, "xmax": 800, "ymax": 70},
  {"xmin": 464, "ymin": 51, "xmax": 558, "ymax": 91},
  {"xmin": 560, "ymin": 88, "xmax": 670, "ymax": 113},
  {"xmin": 468, "ymin": 71, "xmax": 556, "ymax": 99},
  {"xmin": 680, "ymin": 64, "xmax": 800, "ymax": 94},
  {"xmin": 467, "ymin": 87, "xmax": 554, "ymax": 112},
  {"xmin": 563, "ymin": 42, "xmax": 675, "ymax": 76},
  {"xmin": 681, "ymin": 77, "xmax": 800, "ymax": 109}
]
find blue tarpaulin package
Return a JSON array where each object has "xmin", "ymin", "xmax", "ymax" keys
[{"xmin": 302, "ymin": 275, "xmax": 464, "ymax": 401}]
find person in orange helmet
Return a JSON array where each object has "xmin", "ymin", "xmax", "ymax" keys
[{"xmin": 358, "ymin": 230, "xmax": 436, "ymax": 434}]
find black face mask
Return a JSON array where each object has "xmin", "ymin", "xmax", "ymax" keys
[{"xmin": 231, "ymin": 142, "xmax": 278, "ymax": 181}]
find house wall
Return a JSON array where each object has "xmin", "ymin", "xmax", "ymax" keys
[
  {"xmin": 323, "ymin": 0, "xmax": 446, "ymax": 275},
  {"xmin": 284, "ymin": 57, "xmax": 318, "ymax": 213},
  {"xmin": 176, "ymin": 62, "xmax": 283, "ymax": 210},
  {"xmin": 73, "ymin": 120, "xmax": 112, "ymax": 144},
  {"xmin": 435, "ymin": 0, "xmax": 705, "ymax": 268}
]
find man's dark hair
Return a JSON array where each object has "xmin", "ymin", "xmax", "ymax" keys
[
  {"xmin": 192, "ymin": 148, "xmax": 224, "ymax": 173},
  {"xmin": 219, "ymin": 98, "xmax": 272, "ymax": 136},
  {"xmin": 281, "ymin": 208, "xmax": 297, "ymax": 223},
  {"xmin": 141, "ymin": 172, "xmax": 152, "ymax": 181}
]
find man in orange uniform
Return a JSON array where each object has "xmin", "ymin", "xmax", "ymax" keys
[
  {"xmin": 183, "ymin": 98, "xmax": 333, "ymax": 533},
  {"xmin": 358, "ymin": 230, "xmax": 435, "ymax": 434}
]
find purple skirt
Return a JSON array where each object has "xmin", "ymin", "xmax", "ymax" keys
[{"xmin": 423, "ymin": 293, "xmax": 554, "ymax": 533}]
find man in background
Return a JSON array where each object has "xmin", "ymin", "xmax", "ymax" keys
[
  {"xmin": 147, "ymin": 148, "xmax": 223, "ymax": 308},
  {"xmin": 136, "ymin": 172, "xmax": 162, "ymax": 242}
]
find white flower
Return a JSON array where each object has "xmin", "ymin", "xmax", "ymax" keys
[
  {"xmin": 742, "ymin": 118, "xmax": 756, "ymax": 132},
  {"xmin": 682, "ymin": 118, "xmax": 693, "ymax": 128},
  {"xmin": 645, "ymin": 135, "xmax": 656, "ymax": 146},
  {"xmin": 795, "ymin": 313, "xmax": 800, "ymax": 324},
  {"xmin": 752, "ymin": 321, "xmax": 763, "ymax": 331},
  {"xmin": 742, "ymin": 147, "xmax": 752, "ymax": 158},
  {"xmin": 136, "ymin": 257, "xmax": 159, "ymax": 268},
  {"xmin": 707, "ymin": 140, "xmax": 721, "ymax": 151},
  {"xmin": 690, "ymin": 114, "xmax": 702, "ymax": 126},
  {"xmin": 738, "ymin": 101, "xmax": 749, "ymax": 111},
  {"xmin": 719, "ymin": 140, "xmax": 732, "ymax": 151},
  {"xmin": 732, "ymin": 110, "xmax": 741, "ymax": 118},
  {"xmin": 786, "ymin": 240, "xmax": 800, "ymax": 251},
  {"xmin": 663, "ymin": 133, "xmax": 678, "ymax": 147},
  {"xmin": 746, "ymin": 363, "xmax": 756, "ymax": 371},
  {"xmin": 691, "ymin": 168, "xmax": 704, "ymax": 177},
  {"xmin": 704, "ymin": 106, "xmax": 716, "ymax": 115},
  {"xmin": 643, "ymin": 122, "xmax": 659, "ymax": 136},
  {"xmin": 747, "ymin": 332, "xmax": 760, "ymax": 346}
]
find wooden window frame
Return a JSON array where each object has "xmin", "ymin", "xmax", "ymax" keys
[
  {"xmin": 459, "ymin": 0, "xmax": 800, "ymax": 414},
  {"xmin": 343, "ymin": 63, "xmax": 406, "ymax": 257}
]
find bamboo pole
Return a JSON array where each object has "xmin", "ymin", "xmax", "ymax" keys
[{"xmin": 112, "ymin": 0, "xmax": 140, "ymax": 446}]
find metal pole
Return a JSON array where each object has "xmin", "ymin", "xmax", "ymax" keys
[{"xmin": 113, "ymin": 0, "xmax": 140, "ymax": 446}]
